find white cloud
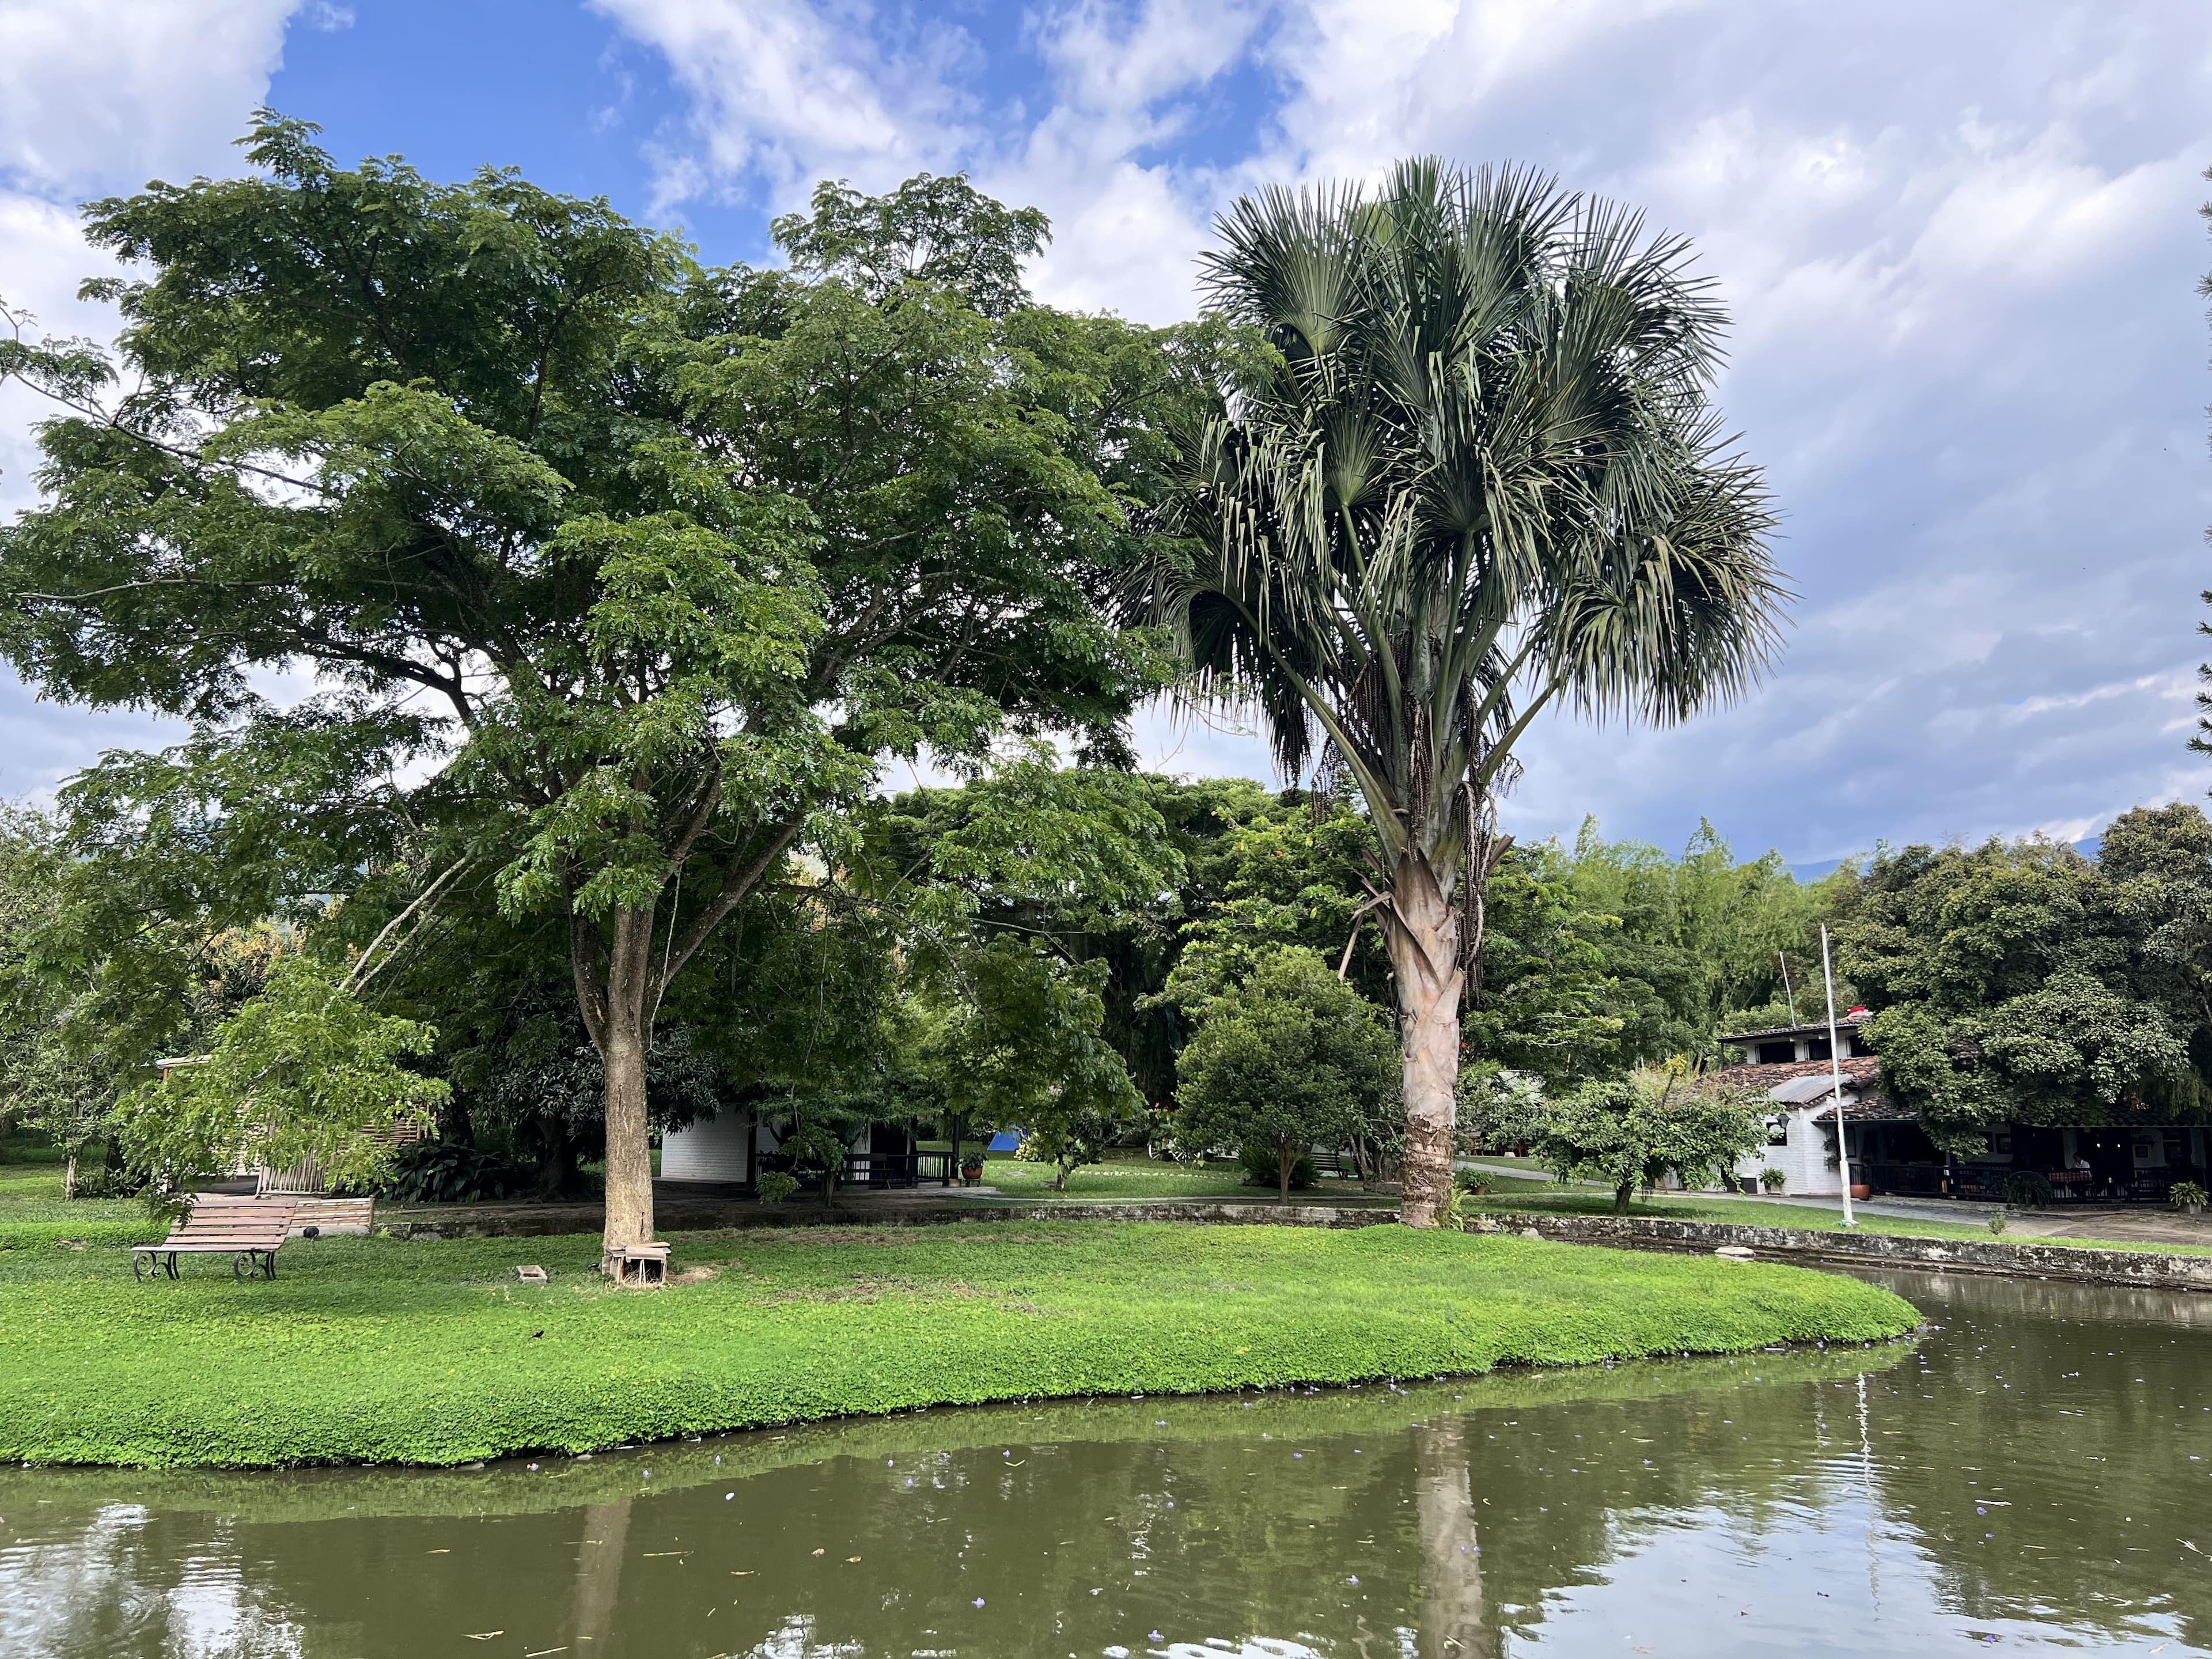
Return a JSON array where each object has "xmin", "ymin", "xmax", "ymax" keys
[
  {"xmin": 0, "ymin": 0, "xmax": 308, "ymax": 793},
  {"xmin": 0, "ymin": 0, "xmax": 300, "ymax": 194},
  {"xmin": 588, "ymin": 0, "xmax": 980, "ymax": 213},
  {"xmin": 594, "ymin": 0, "xmax": 1263, "ymax": 320}
]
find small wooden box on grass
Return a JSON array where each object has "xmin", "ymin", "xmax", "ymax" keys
[
  {"xmin": 514, "ymin": 1264, "xmax": 548, "ymax": 1285},
  {"xmin": 606, "ymin": 1242, "xmax": 671, "ymax": 1287}
]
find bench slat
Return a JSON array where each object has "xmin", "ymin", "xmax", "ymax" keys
[{"xmin": 146, "ymin": 1203, "xmax": 297, "ymax": 1251}]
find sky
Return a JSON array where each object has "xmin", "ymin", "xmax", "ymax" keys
[{"xmin": 1, "ymin": 0, "xmax": 2209, "ymax": 866}]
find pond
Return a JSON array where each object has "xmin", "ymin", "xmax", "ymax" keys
[{"xmin": 5, "ymin": 1267, "xmax": 2210, "ymax": 1657}]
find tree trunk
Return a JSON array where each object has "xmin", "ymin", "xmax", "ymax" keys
[
  {"xmin": 1613, "ymin": 1182, "xmax": 1634, "ymax": 1217},
  {"xmin": 62, "ymin": 1151, "xmax": 77, "ymax": 1201},
  {"xmin": 592, "ymin": 903, "xmax": 658, "ymax": 1268},
  {"xmin": 1278, "ymin": 1133, "xmax": 1294, "ymax": 1205},
  {"xmin": 1388, "ymin": 854, "xmax": 1464, "ymax": 1228}
]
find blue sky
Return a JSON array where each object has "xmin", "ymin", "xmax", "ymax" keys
[{"xmin": 3, "ymin": 0, "xmax": 2210, "ymax": 867}]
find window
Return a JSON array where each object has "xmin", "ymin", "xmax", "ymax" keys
[
  {"xmin": 1766, "ymin": 1115, "xmax": 1789, "ymax": 1146},
  {"xmin": 1806, "ymin": 1037, "xmax": 1832, "ymax": 1062},
  {"xmin": 1756, "ymin": 1041, "xmax": 1796, "ymax": 1065}
]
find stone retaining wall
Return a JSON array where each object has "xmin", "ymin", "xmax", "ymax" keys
[
  {"xmin": 1479, "ymin": 1210, "xmax": 2212, "ymax": 1291},
  {"xmin": 374, "ymin": 1194, "xmax": 2212, "ymax": 1290}
]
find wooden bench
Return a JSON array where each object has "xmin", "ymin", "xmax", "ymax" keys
[{"xmin": 133, "ymin": 1201, "xmax": 298, "ymax": 1281}]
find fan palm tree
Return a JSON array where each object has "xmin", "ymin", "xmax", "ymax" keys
[{"xmin": 1147, "ymin": 160, "xmax": 1786, "ymax": 1226}]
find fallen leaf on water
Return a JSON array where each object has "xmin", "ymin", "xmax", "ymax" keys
[
  {"xmin": 427, "ymin": 1549, "xmax": 450, "ymax": 1555},
  {"xmin": 641, "ymin": 1552, "xmax": 687, "ymax": 1558},
  {"xmin": 847, "ymin": 1556, "xmax": 862, "ymax": 1563},
  {"xmin": 811, "ymin": 1548, "xmax": 825, "ymax": 1556},
  {"xmin": 525, "ymin": 1649, "xmax": 567, "ymax": 1657},
  {"xmin": 730, "ymin": 1571, "xmax": 752, "ymax": 1577},
  {"xmin": 465, "ymin": 1634, "xmax": 503, "ymax": 1642}
]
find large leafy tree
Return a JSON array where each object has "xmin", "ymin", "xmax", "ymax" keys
[
  {"xmin": 1839, "ymin": 809, "xmax": 2212, "ymax": 1150},
  {"xmin": 1146, "ymin": 159, "xmax": 1785, "ymax": 1223},
  {"xmin": 0, "ymin": 116, "xmax": 1177, "ymax": 1258}
]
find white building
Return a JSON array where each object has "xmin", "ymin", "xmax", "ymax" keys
[
  {"xmin": 1713, "ymin": 1010, "xmax": 1900, "ymax": 1198},
  {"xmin": 658, "ymin": 1111, "xmax": 950, "ymax": 1189}
]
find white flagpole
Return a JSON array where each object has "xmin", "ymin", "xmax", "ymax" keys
[{"xmin": 1821, "ymin": 923, "xmax": 1858, "ymax": 1228}]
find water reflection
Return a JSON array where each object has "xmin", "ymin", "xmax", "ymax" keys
[{"xmin": 8, "ymin": 1268, "xmax": 2212, "ymax": 1657}]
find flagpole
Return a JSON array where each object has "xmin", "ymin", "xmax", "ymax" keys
[{"xmin": 1821, "ymin": 923, "xmax": 1857, "ymax": 1228}]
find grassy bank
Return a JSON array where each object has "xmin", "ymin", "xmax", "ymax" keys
[{"xmin": 0, "ymin": 1221, "xmax": 1916, "ymax": 1468}]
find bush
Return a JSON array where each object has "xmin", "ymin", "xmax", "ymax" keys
[
  {"xmin": 755, "ymin": 1169, "xmax": 799, "ymax": 1206},
  {"xmin": 69, "ymin": 1164, "xmax": 146, "ymax": 1200},
  {"xmin": 2171, "ymin": 1180, "xmax": 2207, "ymax": 1211},
  {"xmin": 1999, "ymin": 1169, "xmax": 2053, "ymax": 1210},
  {"xmin": 1987, "ymin": 1207, "xmax": 2009, "ymax": 1236},
  {"xmin": 368, "ymin": 1140, "xmax": 530, "ymax": 1205},
  {"xmin": 1238, "ymin": 1143, "xmax": 1317, "ymax": 1192},
  {"xmin": 1456, "ymin": 1171, "xmax": 1493, "ymax": 1198}
]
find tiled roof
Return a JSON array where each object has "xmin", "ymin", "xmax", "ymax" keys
[
  {"xmin": 1705, "ymin": 1054, "xmax": 1918, "ymax": 1122},
  {"xmin": 1718, "ymin": 1010, "xmax": 1874, "ymax": 1046}
]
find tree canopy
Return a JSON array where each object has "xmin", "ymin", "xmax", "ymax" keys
[
  {"xmin": 1838, "ymin": 805, "xmax": 2212, "ymax": 1150},
  {"xmin": 1173, "ymin": 946, "xmax": 1398, "ymax": 1202},
  {"xmin": 0, "ymin": 115, "xmax": 1194, "ymax": 1253}
]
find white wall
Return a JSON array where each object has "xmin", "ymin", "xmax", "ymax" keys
[
  {"xmin": 1732, "ymin": 1105, "xmax": 1846, "ymax": 1196},
  {"xmin": 660, "ymin": 1108, "xmax": 754, "ymax": 1183}
]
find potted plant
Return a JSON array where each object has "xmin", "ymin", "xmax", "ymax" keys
[
  {"xmin": 2171, "ymin": 1180, "xmax": 2207, "ymax": 1217},
  {"xmin": 960, "ymin": 1154, "xmax": 986, "ymax": 1185},
  {"xmin": 1759, "ymin": 1168, "xmax": 1787, "ymax": 1195}
]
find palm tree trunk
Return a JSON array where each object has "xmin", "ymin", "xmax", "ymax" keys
[{"xmin": 1389, "ymin": 853, "xmax": 1464, "ymax": 1228}]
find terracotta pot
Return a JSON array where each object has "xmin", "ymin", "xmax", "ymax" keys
[{"xmin": 1850, "ymin": 1183, "xmax": 1872, "ymax": 1202}]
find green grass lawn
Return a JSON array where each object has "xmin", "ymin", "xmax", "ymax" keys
[
  {"xmin": 979, "ymin": 1152, "xmax": 1373, "ymax": 1202},
  {"xmin": 0, "ymin": 1164, "xmax": 156, "ymax": 1249},
  {"xmin": 0, "ymin": 1220, "xmax": 1917, "ymax": 1468}
]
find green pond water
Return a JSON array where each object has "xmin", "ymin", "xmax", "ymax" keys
[{"xmin": 5, "ymin": 1267, "xmax": 2211, "ymax": 1657}]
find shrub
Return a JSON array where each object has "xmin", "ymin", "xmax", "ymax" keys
[
  {"xmin": 2171, "ymin": 1180, "xmax": 2207, "ymax": 1211},
  {"xmin": 1999, "ymin": 1169, "xmax": 2053, "ymax": 1210},
  {"xmin": 1238, "ymin": 1143, "xmax": 1317, "ymax": 1192},
  {"xmin": 368, "ymin": 1140, "xmax": 530, "ymax": 1205},
  {"xmin": 69, "ymin": 1164, "xmax": 146, "ymax": 1200},
  {"xmin": 1987, "ymin": 1207, "xmax": 2009, "ymax": 1236},
  {"xmin": 1456, "ymin": 1171, "xmax": 1493, "ymax": 1197},
  {"xmin": 755, "ymin": 1169, "xmax": 799, "ymax": 1206}
]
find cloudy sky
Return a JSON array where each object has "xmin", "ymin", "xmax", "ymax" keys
[{"xmin": 2, "ymin": 1, "xmax": 2209, "ymax": 865}]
